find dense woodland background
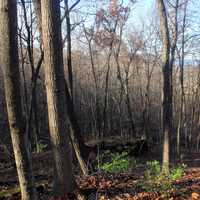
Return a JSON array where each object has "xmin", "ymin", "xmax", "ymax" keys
[
  {"xmin": 0, "ymin": 0, "xmax": 200, "ymax": 199},
  {"xmin": 0, "ymin": 0, "xmax": 200, "ymax": 150}
]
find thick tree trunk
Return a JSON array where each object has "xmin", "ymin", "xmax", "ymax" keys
[
  {"xmin": 41, "ymin": 0, "xmax": 75, "ymax": 195},
  {"xmin": 157, "ymin": 0, "xmax": 172, "ymax": 174},
  {"xmin": 0, "ymin": 1, "xmax": 36, "ymax": 199},
  {"xmin": 34, "ymin": 0, "xmax": 89, "ymax": 169}
]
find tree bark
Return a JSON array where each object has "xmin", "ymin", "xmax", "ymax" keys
[
  {"xmin": 177, "ymin": 0, "xmax": 187, "ymax": 157},
  {"xmin": 34, "ymin": 0, "xmax": 89, "ymax": 170},
  {"xmin": 21, "ymin": 0, "xmax": 42, "ymax": 152},
  {"xmin": 64, "ymin": 0, "xmax": 73, "ymax": 99},
  {"xmin": 62, "ymin": 1, "xmax": 89, "ymax": 170},
  {"xmin": 157, "ymin": 0, "xmax": 172, "ymax": 174},
  {"xmin": 0, "ymin": 0, "xmax": 36, "ymax": 199},
  {"xmin": 41, "ymin": 0, "xmax": 75, "ymax": 195}
]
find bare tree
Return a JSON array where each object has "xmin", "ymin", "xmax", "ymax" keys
[
  {"xmin": 41, "ymin": 0, "xmax": 75, "ymax": 195},
  {"xmin": 33, "ymin": 0, "xmax": 88, "ymax": 175},
  {"xmin": 113, "ymin": 5, "xmax": 137, "ymax": 137},
  {"xmin": 157, "ymin": 0, "xmax": 172, "ymax": 174},
  {"xmin": 176, "ymin": 0, "xmax": 188, "ymax": 156},
  {"xmin": 63, "ymin": 0, "xmax": 80, "ymax": 99},
  {"xmin": 0, "ymin": 0, "xmax": 36, "ymax": 199},
  {"xmin": 84, "ymin": 25, "xmax": 102, "ymax": 136},
  {"xmin": 19, "ymin": 0, "xmax": 44, "ymax": 152}
]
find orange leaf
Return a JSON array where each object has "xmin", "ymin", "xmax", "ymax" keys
[{"xmin": 192, "ymin": 192, "xmax": 200, "ymax": 200}]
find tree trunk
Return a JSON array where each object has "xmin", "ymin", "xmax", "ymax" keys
[
  {"xmin": 62, "ymin": 1, "xmax": 89, "ymax": 168},
  {"xmin": 64, "ymin": 0, "xmax": 73, "ymax": 99},
  {"xmin": 84, "ymin": 27, "xmax": 101, "ymax": 137},
  {"xmin": 0, "ymin": 0, "xmax": 36, "ymax": 199},
  {"xmin": 157, "ymin": 0, "xmax": 172, "ymax": 174},
  {"xmin": 177, "ymin": 0, "xmax": 187, "ymax": 157},
  {"xmin": 34, "ymin": 0, "xmax": 89, "ymax": 171},
  {"xmin": 33, "ymin": 0, "xmax": 42, "ymax": 41},
  {"xmin": 41, "ymin": 0, "xmax": 75, "ymax": 195},
  {"xmin": 114, "ymin": 24, "xmax": 136, "ymax": 137},
  {"xmin": 21, "ymin": 0, "xmax": 42, "ymax": 152},
  {"xmin": 103, "ymin": 49, "xmax": 112, "ymax": 136}
]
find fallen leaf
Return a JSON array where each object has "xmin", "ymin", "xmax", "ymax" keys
[{"xmin": 192, "ymin": 192, "xmax": 200, "ymax": 200}]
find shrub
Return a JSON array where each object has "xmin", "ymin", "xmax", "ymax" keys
[
  {"xmin": 139, "ymin": 160, "xmax": 186, "ymax": 196},
  {"xmin": 99, "ymin": 151, "xmax": 135, "ymax": 173},
  {"xmin": 170, "ymin": 164, "xmax": 186, "ymax": 181},
  {"xmin": 144, "ymin": 160, "xmax": 161, "ymax": 180}
]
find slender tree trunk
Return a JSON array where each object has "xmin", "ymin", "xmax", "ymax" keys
[
  {"xmin": 33, "ymin": 0, "xmax": 42, "ymax": 40},
  {"xmin": 21, "ymin": 0, "xmax": 41, "ymax": 152},
  {"xmin": 62, "ymin": 1, "xmax": 89, "ymax": 168},
  {"xmin": 19, "ymin": 33, "xmax": 29, "ymax": 116},
  {"xmin": 143, "ymin": 62, "xmax": 154, "ymax": 140},
  {"xmin": 64, "ymin": 0, "xmax": 73, "ymax": 99},
  {"xmin": 64, "ymin": 81, "xmax": 89, "ymax": 173},
  {"xmin": 103, "ymin": 49, "xmax": 112, "ymax": 136},
  {"xmin": 102, "ymin": 19, "xmax": 118, "ymax": 137},
  {"xmin": 0, "ymin": 0, "xmax": 36, "ymax": 199},
  {"xmin": 114, "ymin": 25, "xmax": 136, "ymax": 137},
  {"xmin": 125, "ymin": 83, "xmax": 135, "ymax": 136},
  {"xmin": 169, "ymin": 0, "xmax": 179, "ymax": 159},
  {"xmin": 157, "ymin": 0, "xmax": 172, "ymax": 174},
  {"xmin": 84, "ymin": 27, "xmax": 101, "ymax": 136},
  {"xmin": 41, "ymin": 0, "xmax": 75, "ymax": 195},
  {"xmin": 177, "ymin": 49, "xmax": 185, "ymax": 157},
  {"xmin": 177, "ymin": 0, "xmax": 187, "ymax": 157}
]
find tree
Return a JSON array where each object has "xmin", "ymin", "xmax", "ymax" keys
[
  {"xmin": 94, "ymin": 1, "xmax": 121, "ymax": 136},
  {"xmin": 62, "ymin": 0, "xmax": 89, "ymax": 172},
  {"xmin": 157, "ymin": 0, "xmax": 172, "ymax": 174},
  {"xmin": 63, "ymin": 0, "xmax": 80, "ymax": 99},
  {"xmin": 40, "ymin": 0, "xmax": 75, "ymax": 195},
  {"xmin": 33, "ymin": 0, "xmax": 88, "ymax": 174},
  {"xmin": 176, "ymin": 0, "xmax": 189, "ymax": 156},
  {"xmin": 113, "ymin": 12, "xmax": 137, "ymax": 137},
  {"xmin": 0, "ymin": 0, "xmax": 36, "ymax": 199},
  {"xmin": 84, "ymin": 25, "xmax": 102, "ymax": 136},
  {"xmin": 20, "ymin": 0, "xmax": 44, "ymax": 152}
]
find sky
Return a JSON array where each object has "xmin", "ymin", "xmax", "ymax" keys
[{"xmin": 126, "ymin": 0, "xmax": 155, "ymax": 29}]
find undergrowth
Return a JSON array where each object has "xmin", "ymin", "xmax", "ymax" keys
[
  {"xmin": 137, "ymin": 160, "xmax": 187, "ymax": 198},
  {"xmin": 96, "ymin": 151, "xmax": 136, "ymax": 173},
  {"xmin": 93, "ymin": 151, "xmax": 186, "ymax": 198}
]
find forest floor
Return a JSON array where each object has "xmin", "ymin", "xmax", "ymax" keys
[{"xmin": 0, "ymin": 148, "xmax": 200, "ymax": 200}]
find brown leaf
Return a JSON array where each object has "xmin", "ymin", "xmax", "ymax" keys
[
  {"xmin": 192, "ymin": 192, "xmax": 200, "ymax": 200},
  {"xmin": 99, "ymin": 180, "xmax": 112, "ymax": 189}
]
